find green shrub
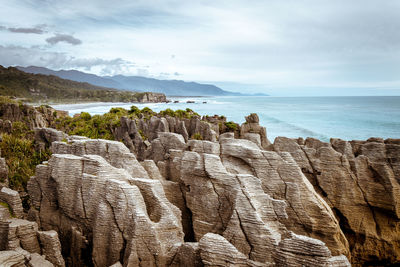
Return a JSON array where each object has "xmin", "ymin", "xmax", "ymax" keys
[
  {"xmin": 109, "ymin": 107, "xmax": 127, "ymax": 115},
  {"xmin": 191, "ymin": 132, "xmax": 203, "ymax": 140},
  {"xmin": 11, "ymin": 121, "xmax": 31, "ymax": 138},
  {"xmin": 224, "ymin": 121, "xmax": 238, "ymax": 131},
  {"xmin": 0, "ymin": 133, "xmax": 51, "ymax": 191},
  {"xmin": 80, "ymin": 112, "xmax": 91, "ymax": 121},
  {"xmin": 141, "ymin": 107, "xmax": 154, "ymax": 114},
  {"xmin": 129, "ymin": 105, "xmax": 140, "ymax": 115},
  {"xmin": 159, "ymin": 108, "xmax": 176, "ymax": 117}
]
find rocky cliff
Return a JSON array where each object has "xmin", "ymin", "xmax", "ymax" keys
[
  {"xmin": 137, "ymin": 92, "xmax": 167, "ymax": 103},
  {"xmin": 0, "ymin": 112, "xmax": 399, "ymax": 266},
  {"xmin": 274, "ymin": 136, "xmax": 400, "ymax": 266}
]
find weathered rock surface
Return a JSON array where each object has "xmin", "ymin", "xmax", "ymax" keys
[
  {"xmin": 0, "ymin": 187, "xmax": 24, "ymax": 218},
  {"xmin": 170, "ymin": 242, "xmax": 202, "ymax": 267},
  {"xmin": 34, "ymin": 128, "xmax": 67, "ymax": 152},
  {"xmin": 51, "ymin": 137, "xmax": 149, "ymax": 179},
  {"xmin": 0, "ymin": 250, "xmax": 26, "ymax": 267},
  {"xmin": 28, "ymin": 152, "xmax": 184, "ymax": 266},
  {"xmin": 6, "ymin": 219, "xmax": 40, "ymax": 253},
  {"xmin": 2, "ymin": 111, "xmax": 397, "ymax": 266},
  {"xmin": 0, "ymin": 214, "xmax": 61, "ymax": 267},
  {"xmin": 219, "ymin": 137, "xmax": 349, "ymax": 258},
  {"xmin": 274, "ymin": 136, "xmax": 400, "ymax": 266},
  {"xmin": 113, "ymin": 113, "xmax": 250, "ymax": 160},
  {"xmin": 0, "ymin": 157, "xmax": 9, "ymax": 187},
  {"xmin": 137, "ymin": 92, "xmax": 167, "ymax": 103},
  {"xmin": 0, "ymin": 102, "xmax": 66, "ymax": 132},
  {"xmin": 37, "ymin": 230, "xmax": 65, "ymax": 267},
  {"xmin": 23, "ymin": 130, "xmax": 354, "ymax": 266},
  {"xmin": 240, "ymin": 113, "xmax": 271, "ymax": 150}
]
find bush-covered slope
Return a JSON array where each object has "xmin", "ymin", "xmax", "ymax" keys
[{"xmin": 0, "ymin": 66, "xmax": 165, "ymax": 103}]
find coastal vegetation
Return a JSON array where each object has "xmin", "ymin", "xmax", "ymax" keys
[
  {"xmin": 0, "ymin": 65, "xmax": 164, "ymax": 103},
  {"xmin": 224, "ymin": 121, "xmax": 238, "ymax": 131},
  {"xmin": 55, "ymin": 106, "xmax": 200, "ymax": 139},
  {"xmin": 0, "ymin": 122, "xmax": 51, "ymax": 191},
  {"xmin": 0, "ymin": 97, "xmax": 202, "ymax": 193}
]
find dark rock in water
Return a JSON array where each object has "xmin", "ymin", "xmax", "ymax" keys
[
  {"xmin": 186, "ymin": 100, "xmax": 195, "ymax": 103},
  {"xmin": 202, "ymin": 101, "xmax": 207, "ymax": 104},
  {"xmin": 174, "ymin": 100, "xmax": 180, "ymax": 103}
]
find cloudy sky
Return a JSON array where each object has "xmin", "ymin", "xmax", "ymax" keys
[{"xmin": 1, "ymin": 0, "xmax": 399, "ymax": 96}]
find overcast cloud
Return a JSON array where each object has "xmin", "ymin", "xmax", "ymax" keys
[
  {"xmin": 46, "ymin": 34, "xmax": 82, "ymax": 45},
  {"xmin": 0, "ymin": 24, "xmax": 47, "ymax": 34},
  {"xmin": 0, "ymin": 0, "xmax": 399, "ymax": 95}
]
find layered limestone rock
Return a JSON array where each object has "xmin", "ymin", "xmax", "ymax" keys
[
  {"xmin": 240, "ymin": 113, "xmax": 271, "ymax": 150},
  {"xmin": 0, "ymin": 156, "xmax": 9, "ymax": 187},
  {"xmin": 37, "ymin": 230, "xmax": 65, "ymax": 267},
  {"xmin": 0, "ymin": 102, "xmax": 66, "ymax": 131},
  {"xmin": 51, "ymin": 137, "xmax": 149, "ymax": 179},
  {"xmin": 12, "ymin": 114, "xmax": 399, "ymax": 266},
  {"xmin": 0, "ymin": 214, "xmax": 63, "ymax": 267},
  {"xmin": 219, "ymin": 136, "xmax": 349, "ymax": 258},
  {"xmin": 28, "ymin": 152, "xmax": 184, "ymax": 266},
  {"xmin": 0, "ymin": 187, "xmax": 24, "ymax": 218},
  {"xmin": 137, "ymin": 92, "xmax": 167, "ymax": 103},
  {"xmin": 0, "ymin": 250, "xmax": 26, "ymax": 267},
  {"xmin": 34, "ymin": 128, "xmax": 67, "ymax": 152},
  {"xmin": 178, "ymin": 150, "xmax": 349, "ymax": 266},
  {"xmin": 24, "ymin": 130, "xmax": 354, "ymax": 266},
  {"xmin": 113, "ymin": 114, "xmax": 227, "ymax": 159},
  {"xmin": 274, "ymin": 136, "xmax": 400, "ymax": 265},
  {"xmin": 0, "ymin": 249, "xmax": 54, "ymax": 267}
]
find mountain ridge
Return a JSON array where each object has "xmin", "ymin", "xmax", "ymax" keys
[
  {"xmin": 17, "ymin": 66, "xmax": 263, "ymax": 96},
  {"xmin": 0, "ymin": 66, "xmax": 166, "ymax": 103}
]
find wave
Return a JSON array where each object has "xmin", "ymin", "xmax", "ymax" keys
[{"xmin": 261, "ymin": 114, "xmax": 329, "ymax": 141}]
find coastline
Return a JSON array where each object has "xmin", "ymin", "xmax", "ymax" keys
[{"xmin": 50, "ymin": 95, "xmax": 400, "ymax": 142}]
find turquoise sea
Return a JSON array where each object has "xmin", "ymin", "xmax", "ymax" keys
[{"xmin": 52, "ymin": 96, "xmax": 400, "ymax": 142}]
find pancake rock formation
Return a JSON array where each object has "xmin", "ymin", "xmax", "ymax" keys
[
  {"xmin": 21, "ymin": 128, "xmax": 350, "ymax": 266},
  {"xmin": 0, "ymin": 112, "xmax": 399, "ymax": 266}
]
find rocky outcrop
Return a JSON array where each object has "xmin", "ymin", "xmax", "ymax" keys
[
  {"xmin": 219, "ymin": 137, "xmax": 349, "ymax": 257},
  {"xmin": 24, "ymin": 130, "xmax": 354, "ymax": 266},
  {"xmin": 240, "ymin": 113, "xmax": 271, "ymax": 150},
  {"xmin": 50, "ymin": 136, "xmax": 149, "ymax": 179},
  {"xmin": 114, "ymin": 115, "xmax": 218, "ymax": 160},
  {"xmin": 274, "ymin": 136, "xmax": 400, "ymax": 266},
  {"xmin": 0, "ymin": 102, "xmax": 66, "ymax": 131},
  {"xmin": 0, "ymin": 156, "xmax": 9, "ymax": 188},
  {"xmin": 0, "ymin": 213, "xmax": 64, "ymax": 267},
  {"xmin": 0, "ymin": 187, "xmax": 24, "ymax": 218},
  {"xmin": 28, "ymin": 142, "xmax": 184, "ymax": 266},
  {"xmin": 0, "ymin": 249, "xmax": 54, "ymax": 267},
  {"xmin": 0, "ymin": 250, "xmax": 26, "ymax": 266},
  {"xmin": 34, "ymin": 128, "xmax": 67, "ymax": 152},
  {"xmin": 137, "ymin": 92, "xmax": 167, "ymax": 103},
  {"xmin": 2, "ymin": 110, "xmax": 399, "ymax": 266},
  {"xmin": 37, "ymin": 230, "xmax": 65, "ymax": 267}
]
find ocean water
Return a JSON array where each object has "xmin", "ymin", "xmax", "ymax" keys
[{"xmin": 52, "ymin": 96, "xmax": 400, "ymax": 142}]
